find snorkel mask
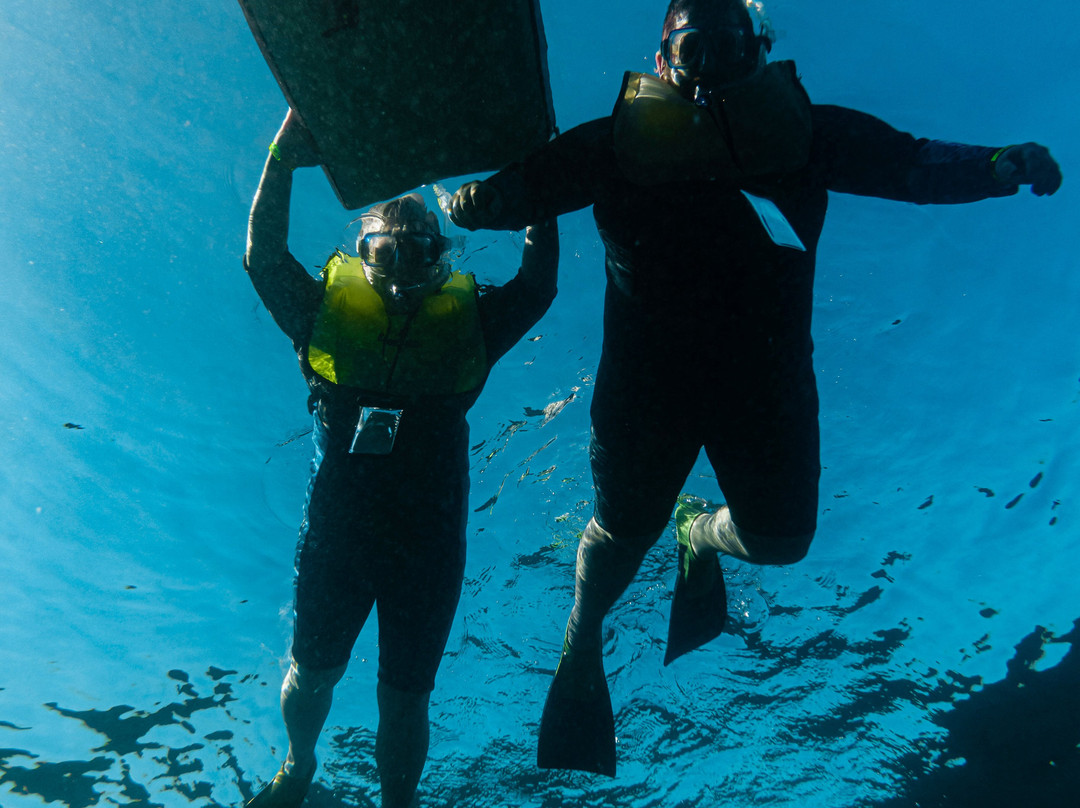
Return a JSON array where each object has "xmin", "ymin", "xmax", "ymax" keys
[
  {"xmin": 353, "ymin": 197, "xmax": 451, "ymax": 308},
  {"xmin": 662, "ymin": 0, "xmax": 774, "ymax": 100}
]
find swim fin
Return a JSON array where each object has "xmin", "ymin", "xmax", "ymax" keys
[
  {"xmin": 537, "ymin": 641, "xmax": 616, "ymax": 776},
  {"xmin": 664, "ymin": 499, "xmax": 728, "ymax": 666},
  {"xmin": 245, "ymin": 760, "xmax": 315, "ymax": 808}
]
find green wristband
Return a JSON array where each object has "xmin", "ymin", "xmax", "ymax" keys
[
  {"xmin": 268, "ymin": 142, "xmax": 294, "ymax": 170},
  {"xmin": 990, "ymin": 145, "xmax": 1016, "ymax": 181}
]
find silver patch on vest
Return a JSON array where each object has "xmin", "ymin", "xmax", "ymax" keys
[{"xmin": 349, "ymin": 406, "xmax": 403, "ymax": 455}]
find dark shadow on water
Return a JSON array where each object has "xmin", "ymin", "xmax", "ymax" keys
[
  {"xmin": 0, "ymin": 667, "xmax": 260, "ymax": 807},
  {"xmin": 0, "ymin": 754, "xmax": 114, "ymax": 808},
  {"xmin": 3, "ymin": 619, "xmax": 1076, "ymax": 807},
  {"xmin": 868, "ymin": 619, "xmax": 1080, "ymax": 808}
]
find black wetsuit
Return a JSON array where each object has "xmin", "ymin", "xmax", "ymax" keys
[
  {"xmin": 246, "ymin": 252, "xmax": 555, "ymax": 692},
  {"xmin": 476, "ymin": 106, "xmax": 1014, "ymax": 543}
]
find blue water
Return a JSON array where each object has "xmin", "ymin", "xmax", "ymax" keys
[{"xmin": 2, "ymin": 1, "xmax": 1077, "ymax": 806}]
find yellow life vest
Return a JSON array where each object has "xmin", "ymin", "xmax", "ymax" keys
[
  {"xmin": 307, "ymin": 251, "xmax": 488, "ymax": 395},
  {"xmin": 612, "ymin": 61, "xmax": 813, "ymax": 186}
]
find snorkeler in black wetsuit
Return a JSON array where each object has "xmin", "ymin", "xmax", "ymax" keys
[
  {"xmin": 243, "ymin": 110, "xmax": 558, "ymax": 807},
  {"xmin": 449, "ymin": 0, "xmax": 1062, "ymax": 777}
]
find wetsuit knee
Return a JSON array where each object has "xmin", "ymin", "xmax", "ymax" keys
[
  {"xmin": 691, "ymin": 506, "xmax": 813, "ymax": 566},
  {"xmin": 283, "ymin": 660, "xmax": 348, "ymax": 697},
  {"xmin": 586, "ymin": 515, "xmax": 664, "ymax": 555},
  {"xmin": 735, "ymin": 526, "xmax": 814, "ymax": 565}
]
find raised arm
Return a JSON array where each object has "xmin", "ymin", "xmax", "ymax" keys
[
  {"xmin": 244, "ymin": 110, "xmax": 324, "ymax": 344},
  {"xmin": 518, "ymin": 218, "xmax": 559, "ymax": 300},
  {"xmin": 247, "ymin": 111, "xmax": 316, "ymax": 268},
  {"xmin": 477, "ymin": 217, "xmax": 560, "ymax": 365}
]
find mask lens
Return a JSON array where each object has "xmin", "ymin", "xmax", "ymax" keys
[
  {"xmin": 360, "ymin": 232, "xmax": 444, "ymax": 268},
  {"xmin": 396, "ymin": 233, "xmax": 440, "ymax": 266},
  {"xmin": 666, "ymin": 25, "xmax": 752, "ymax": 76},
  {"xmin": 360, "ymin": 233, "xmax": 397, "ymax": 267},
  {"xmin": 712, "ymin": 27, "xmax": 747, "ymax": 63},
  {"xmin": 667, "ymin": 28, "xmax": 704, "ymax": 70}
]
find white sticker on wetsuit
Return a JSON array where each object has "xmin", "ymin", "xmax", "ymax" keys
[{"xmin": 740, "ymin": 190, "xmax": 807, "ymax": 252}]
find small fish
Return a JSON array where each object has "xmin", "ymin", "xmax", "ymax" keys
[
  {"xmin": 881, "ymin": 551, "xmax": 911, "ymax": 566},
  {"xmin": 474, "ymin": 494, "xmax": 499, "ymax": 513}
]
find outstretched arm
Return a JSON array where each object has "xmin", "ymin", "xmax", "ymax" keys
[
  {"xmin": 450, "ymin": 119, "xmax": 615, "ymax": 232},
  {"xmin": 816, "ymin": 106, "xmax": 1062, "ymax": 204},
  {"xmin": 244, "ymin": 110, "xmax": 324, "ymax": 344}
]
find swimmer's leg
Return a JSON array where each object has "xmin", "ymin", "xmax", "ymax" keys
[
  {"xmin": 246, "ymin": 660, "xmax": 346, "ymax": 807},
  {"xmin": 376, "ymin": 682, "xmax": 430, "ymax": 808},
  {"xmin": 538, "ymin": 518, "xmax": 663, "ymax": 776}
]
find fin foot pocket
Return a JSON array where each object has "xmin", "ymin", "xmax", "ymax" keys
[
  {"xmin": 245, "ymin": 761, "xmax": 315, "ymax": 808},
  {"xmin": 665, "ymin": 498, "xmax": 728, "ymax": 666}
]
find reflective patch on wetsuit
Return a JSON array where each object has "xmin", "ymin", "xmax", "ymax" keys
[{"xmin": 349, "ymin": 406, "xmax": 403, "ymax": 455}]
